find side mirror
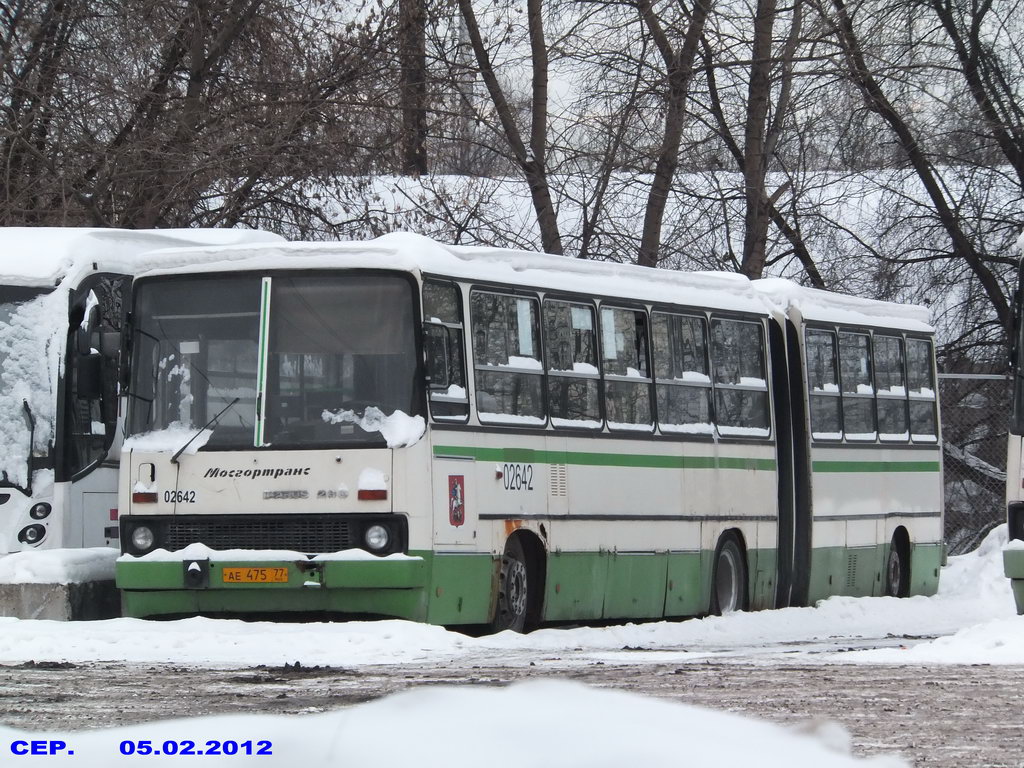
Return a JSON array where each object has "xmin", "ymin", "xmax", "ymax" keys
[{"xmin": 76, "ymin": 353, "xmax": 103, "ymax": 401}]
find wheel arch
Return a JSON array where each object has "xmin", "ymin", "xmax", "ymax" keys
[
  {"xmin": 710, "ymin": 528, "xmax": 750, "ymax": 614},
  {"xmin": 506, "ymin": 529, "xmax": 547, "ymax": 630}
]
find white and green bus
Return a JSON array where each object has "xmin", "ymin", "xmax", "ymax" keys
[
  {"xmin": 115, "ymin": 233, "xmax": 943, "ymax": 628},
  {"xmin": 1004, "ymin": 261, "xmax": 1024, "ymax": 612},
  {"xmin": 0, "ymin": 227, "xmax": 283, "ymax": 558}
]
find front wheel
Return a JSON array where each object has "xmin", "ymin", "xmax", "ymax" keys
[
  {"xmin": 491, "ymin": 537, "xmax": 529, "ymax": 633},
  {"xmin": 710, "ymin": 534, "xmax": 747, "ymax": 615}
]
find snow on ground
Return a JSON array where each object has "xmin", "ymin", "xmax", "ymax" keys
[
  {"xmin": 0, "ymin": 547, "xmax": 116, "ymax": 584},
  {"xmin": 0, "ymin": 527, "xmax": 1018, "ymax": 667},
  {"xmin": 0, "ymin": 680, "xmax": 905, "ymax": 767}
]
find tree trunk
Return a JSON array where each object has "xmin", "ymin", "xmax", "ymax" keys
[
  {"xmin": 399, "ymin": 0, "xmax": 428, "ymax": 175},
  {"xmin": 636, "ymin": 0, "xmax": 712, "ymax": 268}
]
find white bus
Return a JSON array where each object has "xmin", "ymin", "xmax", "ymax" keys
[
  {"xmin": 1005, "ymin": 265, "xmax": 1024, "ymax": 612},
  {"xmin": 115, "ymin": 233, "xmax": 942, "ymax": 628},
  {"xmin": 0, "ymin": 228, "xmax": 283, "ymax": 557}
]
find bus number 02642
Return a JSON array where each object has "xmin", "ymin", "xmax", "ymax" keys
[{"xmin": 502, "ymin": 463, "xmax": 534, "ymax": 491}]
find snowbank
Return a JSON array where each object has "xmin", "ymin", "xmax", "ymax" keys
[
  {"xmin": 835, "ymin": 526, "xmax": 1022, "ymax": 664},
  {"xmin": 0, "ymin": 681, "xmax": 905, "ymax": 767},
  {"xmin": 0, "ymin": 527, "xmax": 1018, "ymax": 667},
  {"xmin": 0, "ymin": 548, "xmax": 117, "ymax": 584}
]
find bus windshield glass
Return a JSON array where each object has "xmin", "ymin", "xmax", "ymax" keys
[
  {"xmin": 0, "ymin": 285, "xmax": 54, "ymax": 488},
  {"xmin": 128, "ymin": 273, "xmax": 420, "ymax": 448}
]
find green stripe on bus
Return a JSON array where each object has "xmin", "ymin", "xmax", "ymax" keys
[
  {"xmin": 432, "ymin": 445, "xmax": 775, "ymax": 471},
  {"xmin": 811, "ymin": 460, "xmax": 941, "ymax": 473}
]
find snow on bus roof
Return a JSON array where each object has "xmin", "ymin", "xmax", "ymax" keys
[
  {"xmin": 135, "ymin": 231, "xmax": 776, "ymax": 315},
  {"xmin": 754, "ymin": 278, "xmax": 933, "ymax": 333},
  {"xmin": 136, "ymin": 232, "xmax": 934, "ymax": 329},
  {"xmin": 0, "ymin": 227, "xmax": 284, "ymax": 286}
]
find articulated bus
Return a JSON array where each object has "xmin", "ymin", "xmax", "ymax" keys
[
  {"xmin": 0, "ymin": 228, "xmax": 283, "ymax": 556},
  {"xmin": 115, "ymin": 233, "xmax": 943, "ymax": 628}
]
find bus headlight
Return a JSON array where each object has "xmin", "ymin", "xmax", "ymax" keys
[
  {"xmin": 18, "ymin": 525, "xmax": 45, "ymax": 545},
  {"xmin": 29, "ymin": 503, "xmax": 51, "ymax": 520},
  {"xmin": 364, "ymin": 524, "xmax": 390, "ymax": 552},
  {"xmin": 130, "ymin": 526, "xmax": 155, "ymax": 553}
]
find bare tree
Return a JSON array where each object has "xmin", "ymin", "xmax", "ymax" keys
[{"xmin": 454, "ymin": 0, "xmax": 564, "ymax": 254}]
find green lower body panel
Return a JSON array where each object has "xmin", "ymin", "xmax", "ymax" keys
[
  {"xmin": 117, "ymin": 551, "xmax": 496, "ymax": 625},
  {"xmin": 749, "ymin": 549, "xmax": 777, "ymax": 610},
  {"xmin": 909, "ymin": 543, "xmax": 942, "ymax": 597},
  {"xmin": 544, "ymin": 547, "xmax": 776, "ymax": 621},
  {"xmin": 1003, "ymin": 548, "xmax": 1024, "ymax": 615},
  {"xmin": 806, "ymin": 543, "xmax": 942, "ymax": 604}
]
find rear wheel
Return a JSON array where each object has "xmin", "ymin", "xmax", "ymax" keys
[
  {"xmin": 491, "ymin": 537, "xmax": 529, "ymax": 633},
  {"xmin": 710, "ymin": 534, "xmax": 747, "ymax": 615},
  {"xmin": 885, "ymin": 536, "xmax": 910, "ymax": 597}
]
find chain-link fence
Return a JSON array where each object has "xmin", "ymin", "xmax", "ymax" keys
[{"xmin": 940, "ymin": 374, "xmax": 1009, "ymax": 555}]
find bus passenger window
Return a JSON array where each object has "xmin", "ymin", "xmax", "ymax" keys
[
  {"xmin": 423, "ymin": 281, "xmax": 468, "ymax": 421},
  {"xmin": 544, "ymin": 300, "xmax": 600, "ymax": 428},
  {"xmin": 838, "ymin": 331, "xmax": 876, "ymax": 440},
  {"xmin": 600, "ymin": 306, "xmax": 653, "ymax": 431},
  {"xmin": 470, "ymin": 291, "xmax": 545, "ymax": 425},
  {"xmin": 906, "ymin": 338, "xmax": 938, "ymax": 441},
  {"xmin": 874, "ymin": 335, "xmax": 908, "ymax": 441},
  {"xmin": 805, "ymin": 329, "xmax": 841, "ymax": 440},
  {"xmin": 652, "ymin": 312, "xmax": 712, "ymax": 435},
  {"xmin": 710, "ymin": 318, "xmax": 769, "ymax": 437}
]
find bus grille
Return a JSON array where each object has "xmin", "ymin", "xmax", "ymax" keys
[{"xmin": 161, "ymin": 516, "xmax": 358, "ymax": 553}]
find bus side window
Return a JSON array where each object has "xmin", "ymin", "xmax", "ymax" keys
[
  {"xmin": 838, "ymin": 331, "xmax": 876, "ymax": 441},
  {"xmin": 423, "ymin": 281, "xmax": 469, "ymax": 422},
  {"xmin": 652, "ymin": 311, "xmax": 712, "ymax": 435},
  {"xmin": 470, "ymin": 291, "xmax": 545, "ymax": 425},
  {"xmin": 710, "ymin": 318, "xmax": 770, "ymax": 438},
  {"xmin": 874, "ymin": 335, "xmax": 909, "ymax": 441},
  {"xmin": 906, "ymin": 338, "xmax": 938, "ymax": 441},
  {"xmin": 600, "ymin": 306, "xmax": 653, "ymax": 431},
  {"xmin": 544, "ymin": 299, "xmax": 601, "ymax": 429},
  {"xmin": 805, "ymin": 329, "xmax": 841, "ymax": 440}
]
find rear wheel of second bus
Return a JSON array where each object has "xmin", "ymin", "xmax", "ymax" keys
[
  {"xmin": 491, "ymin": 536, "xmax": 529, "ymax": 633},
  {"xmin": 710, "ymin": 534, "xmax": 747, "ymax": 615}
]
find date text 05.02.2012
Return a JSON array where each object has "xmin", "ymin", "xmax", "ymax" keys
[{"xmin": 118, "ymin": 740, "xmax": 272, "ymax": 756}]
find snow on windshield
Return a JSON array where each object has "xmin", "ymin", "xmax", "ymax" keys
[
  {"xmin": 0, "ymin": 289, "xmax": 64, "ymax": 489},
  {"xmin": 321, "ymin": 406, "xmax": 425, "ymax": 448}
]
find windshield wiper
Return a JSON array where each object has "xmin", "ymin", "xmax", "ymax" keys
[
  {"xmin": 171, "ymin": 397, "xmax": 239, "ymax": 464},
  {"xmin": 21, "ymin": 400, "xmax": 34, "ymax": 496}
]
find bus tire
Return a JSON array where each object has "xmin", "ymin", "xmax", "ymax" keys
[
  {"xmin": 491, "ymin": 536, "xmax": 529, "ymax": 633},
  {"xmin": 710, "ymin": 533, "xmax": 747, "ymax": 615},
  {"xmin": 885, "ymin": 533, "xmax": 910, "ymax": 598}
]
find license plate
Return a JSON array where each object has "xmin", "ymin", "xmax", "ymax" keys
[{"xmin": 221, "ymin": 567, "xmax": 289, "ymax": 584}]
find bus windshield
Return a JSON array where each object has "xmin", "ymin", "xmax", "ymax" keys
[
  {"xmin": 128, "ymin": 273, "xmax": 420, "ymax": 448},
  {"xmin": 0, "ymin": 285, "xmax": 54, "ymax": 488}
]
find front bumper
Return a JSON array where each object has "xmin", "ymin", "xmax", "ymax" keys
[{"xmin": 117, "ymin": 554, "xmax": 430, "ymax": 619}]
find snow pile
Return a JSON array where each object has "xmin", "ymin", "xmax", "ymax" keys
[
  {"xmin": 834, "ymin": 526, "xmax": 1022, "ymax": 664},
  {"xmin": 0, "ymin": 548, "xmax": 117, "ymax": 584},
  {"xmin": 0, "ymin": 681, "xmax": 905, "ymax": 767},
  {"xmin": 321, "ymin": 406, "xmax": 425, "ymax": 447},
  {"xmin": 1, "ymin": 526, "xmax": 1020, "ymax": 667}
]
